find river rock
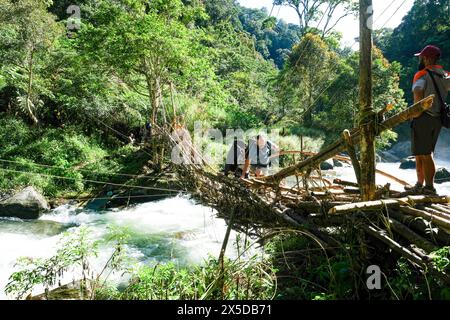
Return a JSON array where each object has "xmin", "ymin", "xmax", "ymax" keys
[
  {"xmin": 389, "ymin": 141, "xmax": 412, "ymax": 160},
  {"xmin": 435, "ymin": 168, "xmax": 450, "ymax": 184},
  {"xmin": 320, "ymin": 160, "xmax": 334, "ymax": 171},
  {"xmin": 333, "ymin": 159, "xmax": 344, "ymax": 167},
  {"xmin": 0, "ymin": 186, "xmax": 50, "ymax": 219},
  {"xmin": 377, "ymin": 150, "xmax": 401, "ymax": 163},
  {"xmin": 399, "ymin": 157, "xmax": 416, "ymax": 170}
]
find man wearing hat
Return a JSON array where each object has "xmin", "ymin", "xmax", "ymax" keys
[{"xmin": 407, "ymin": 45, "xmax": 450, "ymax": 194}]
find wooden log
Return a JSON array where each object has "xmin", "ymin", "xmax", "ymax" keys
[
  {"xmin": 342, "ymin": 130, "xmax": 362, "ymax": 185},
  {"xmin": 329, "ymin": 199, "xmax": 400, "ymax": 215},
  {"xmin": 383, "ymin": 209, "xmax": 450, "ymax": 246},
  {"xmin": 344, "ymin": 188, "xmax": 361, "ymax": 195},
  {"xmin": 431, "ymin": 204, "xmax": 450, "ymax": 215},
  {"xmin": 388, "ymin": 217, "xmax": 438, "ymax": 253},
  {"xmin": 265, "ymin": 95, "xmax": 434, "ymax": 182},
  {"xmin": 361, "ymin": 225, "xmax": 426, "ymax": 267},
  {"xmin": 399, "ymin": 206, "xmax": 450, "ymax": 230},
  {"xmin": 329, "ymin": 195, "xmax": 450, "ymax": 215},
  {"xmin": 334, "ymin": 179, "xmax": 359, "ymax": 188},
  {"xmin": 424, "ymin": 207, "xmax": 450, "ymax": 222}
]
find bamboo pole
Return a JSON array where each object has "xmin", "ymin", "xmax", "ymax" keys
[
  {"xmin": 400, "ymin": 206, "xmax": 450, "ymax": 230},
  {"xmin": 359, "ymin": 0, "xmax": 376, "ymax": 201},
  {"xmin": 362, "ymin": 225, "xmax": 426, "ymax": 267},
  {"xmin": 264, "ymin": 95, "xmax": 434, "ymax": 183},
  {"xmin": 388, "ymin": 217, "xmax": 438, "ymax": 253},
  {"xmin": 342, "ymin": 130, "xmax": 362, "ymax": 186},
  {"xmin": 328, "ymin": 196, "xmax": 450, "ymax": 215},
  {"xmin": 389, "ymin": 210, "xmax": 450, "ymax": 245},
  {"xmin": 424, "ymin": 207, "xmax": 450, "ymax": 221},
  {"xmin": 329, "ymin": 199, "xmax": 399, "ymax": 215}
]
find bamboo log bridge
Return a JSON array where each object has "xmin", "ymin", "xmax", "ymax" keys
[{"xmin": 160, "ymin": 94, "xmax": 450, "ymax": 283}]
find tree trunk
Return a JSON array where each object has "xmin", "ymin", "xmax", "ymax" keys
[
  {"xmin": 26, "ymin": 49, "xmax": 38, "ymax": 125},
  {"xmin": 359, "ymin": 0, "xmax": 375, "ymax": 201}
]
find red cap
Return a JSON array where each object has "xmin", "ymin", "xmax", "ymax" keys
[{"xmin": 414, "ymin": 45, "xmax": 441, "ymax": 58}]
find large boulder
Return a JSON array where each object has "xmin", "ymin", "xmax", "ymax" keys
[
  {"xmin": 435, "ymin": 168, "xmax": 450, "ymax": 184},
  {"xmin": 399, "ymin": 157, "xmax": 416, "ymax": 170},
  {"xmin": 0, "ymin": 186, "xmax": 50, "ymax": 219}
]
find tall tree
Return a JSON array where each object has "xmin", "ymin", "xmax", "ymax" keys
[
  {"xmin": 277, "ymin": 33, "xmax": 339, "ymax": 126},
  {"xmin": 273, "ymin": 0, "xmax": 358, "ymax": 36},
  {"xmin": 78, "ymin": 0, "xmax": 201, "ymax": 124},
  {"xmin": 0, "ymin": 0, "xmax": 63, "ymax": 124}
]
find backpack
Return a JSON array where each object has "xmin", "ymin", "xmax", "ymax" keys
[{"xmin": 427, "ymin": 70, "xmax": 450, "ymax": 128}]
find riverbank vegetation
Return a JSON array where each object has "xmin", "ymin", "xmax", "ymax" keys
[
  {"xmin": 0, "ymin": 0, "xmax": 405, "ymax": 199},
  {"xmin": 5, "ymin": 226, "xmax": 450, "ymax": 300},
  {"xmin": 1, "ymin": 0, "xmax": 450, "ymax": 300}
]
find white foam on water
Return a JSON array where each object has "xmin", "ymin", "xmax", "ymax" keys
[
  {"xmin": 0, "ymin": 196, "xmax": 251, "ymax": 299},
  {"xmin": 4, "ymin": 160, "xmax": 447, "ymax": 299}
]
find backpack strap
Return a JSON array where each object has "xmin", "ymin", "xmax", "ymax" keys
[
  {"xmin": 233, "ymin": 137, "xmax": 238, "ymax": 166},
  {"xmin": 427, "ymin": 70, "xmax": 446, "ymax": 113},
  {"xmin": 267, "ymin": 141, "xmax": 272, "ymax": 167}
]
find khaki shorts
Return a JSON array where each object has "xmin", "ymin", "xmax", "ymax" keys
[{"xmin": 411, "ymin": 113, "xmax": 442, "ymax": 156}]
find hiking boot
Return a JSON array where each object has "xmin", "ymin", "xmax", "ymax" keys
[
  {"xmin": 404, "ymin": 182, "xmax": 423, "ymax": 193},
  {"xmin": 422, "ymin": 185, "xmax": 438, "ymax": 196}
]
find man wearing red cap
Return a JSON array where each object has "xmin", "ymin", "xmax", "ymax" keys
[{"xmin": 408, "ymin": 45, "xmax": 450, "ymax": 194}]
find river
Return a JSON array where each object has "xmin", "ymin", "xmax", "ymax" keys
[
  {"xmin": 1, "ymin": 161, "xmax": 450, "ymax": 299},
  {"xmin": 0, "ymin": 196, "xmax": 249, "ymax": 299}
]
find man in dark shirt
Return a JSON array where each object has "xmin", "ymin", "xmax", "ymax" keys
[{"xmin": 240, "ymin": 135, "xmax": 279, "ymax": 179}]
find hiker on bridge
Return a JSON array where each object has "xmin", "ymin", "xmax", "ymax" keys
[
  {"xmin": 224, "ymin": 137, "xmax": 246, "ymax": 178},
  {"xmin": 240, "ymin": 134, "xmax": 279, "ymax": 179},
  {"xmin": 407, "ymin": 45, "xmax": 450, "ymax": 195}
]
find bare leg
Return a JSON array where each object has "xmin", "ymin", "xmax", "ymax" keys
[
  {"xmin": 422, "ymin": 154, "xmax": 436, "ymax": 187},
  {"xmin": 255, "ymin": 168, "xmax": 263, "ymax": 177},
  {"xmin": 415, "ymin": 156, "xmax": 425, "ymax": 185}
]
